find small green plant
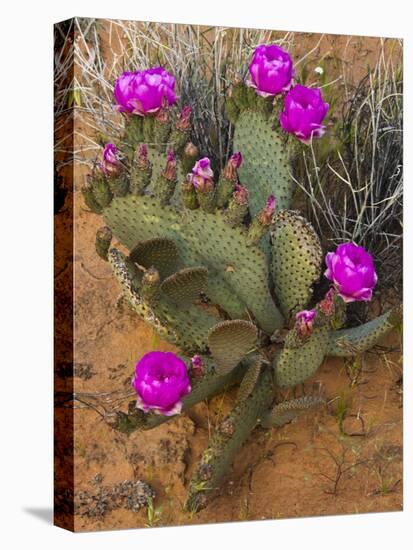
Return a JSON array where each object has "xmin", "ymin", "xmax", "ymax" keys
[{"xmin": 145, "ymin": 497, "xmax": 163, "ymax": 528}]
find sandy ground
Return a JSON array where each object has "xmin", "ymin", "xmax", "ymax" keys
[{"xmin": 54, "ymin": 22, "xmax": 403, "ymax": 531}]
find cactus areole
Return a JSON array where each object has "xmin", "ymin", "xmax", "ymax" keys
[{"xmin": 85, "ymin": 47, "xmax": 401, "ymax": 513}]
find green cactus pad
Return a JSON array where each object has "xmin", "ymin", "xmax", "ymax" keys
[
  {"xmin": 182, "ymin": 208, "xmax": 283, "ymax": 332},
  {"xmin": 275, "ymin": 326, "xmax": 329, "ymax": 387},
  {"xmin": 129, "ymin": 237, "xmax": 180, "ymax": 279},
  {"xmin": 108, "ymin": 247, "xmax": 216, "ymax": 352},
  {"xmin": 185, "ymin": 368, "xmax": 274, "ymax": 512},
  {"xmin": 237, "ymin": 354, "xmax": 264, "ymax": 402},
  {"xmin": 103, "ymin": 195, "xmax": 283, "ymax": 332},
  {"xmin": 271, "ymin": 210, "xmax": 322, "ymax": 319},
  {"xmin": 208, "ymin": 320, "xmax": 258, "ymax": 375},
  {"xmin": 327, "ymin": 307, "xmax": 401, "ymax": 357},
  {"xmin": 233, "ymin": 110, "xmax": 294, "ymax": 215},
  {"xmin": 154, "ymin": 299, "xmax": 217, "ymax": 352},
  {"xmin": 206, "ymin": 275, "xmax": 247, "ymax": 319},
  {"xmin": 261, "ymin": 395, "xmax": 325, "ymax": 428},
  {"xmin": 108, "ymin": 248, "xmax": 179, "ymax": 346},
  {"xmin": 160, "ymin": 267, "xmax": 208, "ymax": 307}
]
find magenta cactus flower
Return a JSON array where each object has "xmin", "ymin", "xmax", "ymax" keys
[
  {"xmin": 100, "ymin": 143, "xmax": 120, "ymax": 175},
  {"xmin": 114, "ymin": 67, "xmax": 176, "ymax": 116},
  {"xmin": 279, "ymin": 84, "xmax": 329, "ymax": 143},
  {"xmin": 324, "ymin": 243, "xmax": 378, "ymax": 303},
  {"xmin": 247, "ymin": 44, "xmax": 294, "ymax": 97},
  {"xmin": 295, "ymin": 309, "xmax": 317, "ymax": 337},
  {"xmin": 189, "ymin": 157, "xmax": 214, "ymax": 191},
  {"xmin": 131, "ymin": 351, "xmax": 191, "ymax": 416}
]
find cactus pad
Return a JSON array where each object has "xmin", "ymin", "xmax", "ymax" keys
[
  {"xmin": 233, "ymin": 110, "xmax": 293, "ymax": 215},
  {"xmin": 327, "ymin": 307, "xmax": 401, "ymax": 357},
  {"xmin": 185, "ymin": 368, "xmax": 274, "ymax": 512},
  {"xmin": 275, "ymin": 326, "xmax": 329, "ymax": 387},
  {"xmin": 103, "ymin": 195, "xmax": 283, "ymax": 332},
  {"xmin": 129, "ymin": 237, "xmax": 180, "ymax": 279},
  {"xmin": 160, "ymin": 267, "xmax": 208, "ymax": 307},
  {"xmin": 237, "ymin": 355, "xmax": 264, "ymax": 401},
  {"xmin": 271, "ymin": 210, "xmax": 322, "ymax": 319},
  {"xmin": 208, "ymin": 320, "xmax": 258, "ymax": 374},
  {"xmin": 261, "ymin": 395, "xmax": 325, "ymax": 428}
]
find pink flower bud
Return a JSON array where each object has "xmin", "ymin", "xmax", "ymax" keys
[
  {"xmin": 190, "ymin": 157, "xmax": 214, "ymax": 192},
  {"xmin": 223, "ymin": 151, "xmax": 243, "ymax": 181},
  {"xmin": 176, "ymin": 105, "xmax": 192, "ymax": 130},
  {"xmin": 163, "ymin": 150, "xmax": 177, "ymax": 181},
  {"xmin": 295, "ymin": 309, "xmax": 317, "ymax": 338},
  {"xmin": 233, "ymin": 183, "xmax": 249, "ymax": 205},
  {"xmin": 258, "ymin": 194, "xmax": 276, "ymax": 225},
  {"xmin": 318, "ymin": 288, "xmax": 335, "ymax": 316},
  {"xmin": 191, "ymin": 355, "xmax": 204, "ymax": 377},
  {"xmin": 100, "ymin": 143, "xmax": 120, "ymax": 175}
]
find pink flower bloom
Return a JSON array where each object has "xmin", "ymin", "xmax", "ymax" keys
[
  {"xmin": 114, "ymin": 67, "xmax": 176, "ymax": 116},
  {"xmin": 132, "ymin": 352, "xmax": 191, "ymax": 416},
  {"xmin": 189, "ymin": 157, "xmax": 214, "ymax": 192},
  {"xmin": 280, "ymin": 84, "xmax": 329, "ymax": 143},
  {"xmin": 192, "ymin": 157, "xmax": 213, "ymax": 179},
  {"xmin": 295, "ymin": 309, "xmax": 317, "ymax": 337},
  {"xmin": 247, "ymin": 44, "xmax": 294, "ymax": 97},
  {"xmin": 100, "ymin": 143, "xmax": 119, "ymax": 175},
  {"xmin": 324, "ymin": 243, "xmax": 378, "ymax": 303}
]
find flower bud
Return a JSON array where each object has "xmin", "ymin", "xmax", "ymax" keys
[
  {"xmin": 100, "ymin": 143, "xmax": 120, "ymax": 176},
  {"xmin": 233, "ymin": 183, "xmax": 249, "ymax": 205},
  {"xmin": 222, "ymin": 151, "xmax": 243, "ymax": 182},
  {"xmin": 130, "ymin": 144, "xmax": 152, "ymax": 195},
  {"xmin": 176, "ymin": 105, "xmax": 192, "ymax": 131},
  {"xmin": 181, "ymin": 175, "xmax": 199, "ymax": 210},
  {"xmin": 318, "ymin": 288, "xmax": 335, "ymax": 317},
  {"xmin": 162, "ymin": 150, "xmax": 177, "ymax": 182},
  {"xmin": 191, "ymin": 355, "xmax": 204, "ymax": 378},
  {"xmin": 258, "ymin": 194, "xmax": 276, "ymax": 225},
  {"xmin": 295, "ymin": 309, "xmax": 317, "ymax": 338}
]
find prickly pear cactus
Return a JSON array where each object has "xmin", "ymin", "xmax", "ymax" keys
[{"xmin": 85, "ymin": 78, "xmax": 401, "ymax": 514}]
